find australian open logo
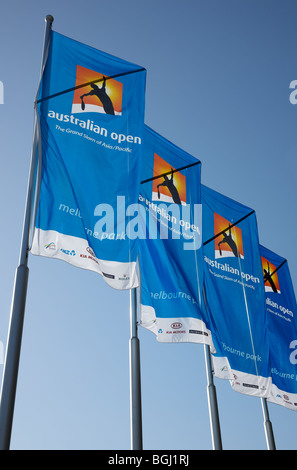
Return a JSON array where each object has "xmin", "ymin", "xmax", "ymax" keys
[
  {"xmin": 71, "ymin": 65, "xmax": 123, "ymax": 116},
  {"xmin": 138, "ymin": 153, "xmax": 202, "ymax": 250},
  {"xmin": 261, "ymin": 257, "xmax": 281, "ymax": 294},
  {"xmin": 214, "ymin": 213, "xmax": 244, "ymax": 260},
  {"xmin": 152, "ymin": 153, "xmax": 186, "ymax": 205}
]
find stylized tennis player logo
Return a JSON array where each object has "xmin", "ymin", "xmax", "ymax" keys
[
  {"xmin": 261, "ymin": 257, "xmax": 281, "ymax": 293},
  {"xmin": 214, "ymin": 213, "xmax": 244, "ymax": 259},
  {"xmin": 152, "ymin": 153, "xmax": 186, "ymax": 205},
  {"xmin": 71, "ymin": 65, "xmax": 123, "ymax": 115}
]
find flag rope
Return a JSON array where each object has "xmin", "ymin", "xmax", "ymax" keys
[{"xmin": 236, "ymin": 249, "xmax": 260, "ymax": 379}]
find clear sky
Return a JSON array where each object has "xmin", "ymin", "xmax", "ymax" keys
[{"xmin": 0, "ymin": 0, "xmax": 296, "ymax": 450}]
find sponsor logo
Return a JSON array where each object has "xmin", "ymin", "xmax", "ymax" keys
[
  {"xmin": 86, "ymin": 246, "xmax": 96, "ymax": 257},
  {"xmin": 243, "ymin": 383, "xmax": 259, "ymax": 389},
  {"xmin": 60, "ymin": 248, "xmax": 76, "ymax": 256},
  {"xmin": 214, "ymin": 213, "xmax": 244, "ymax": 260},
  {"xmin": 171, "ymin": 322, "xmax": 183, "ymax": 330},
  {"xmin": 80, "ymin": 246, "xmax": 99, "ymax": 264},
  {"xmin": 165, "ymin": 330, "xmax": 186, "ymax": 335},
  {"xmin": 152, "ymin": 153, "xmax": 186, "ymax": 205},
  {"xmin": 45, "ymin": 242, "xmax": 56, "ymax": 250},
  {"xmin": 102, "ymin": 272, "xmax": 115, "ymax": 279},
  {"xmin": 261, "ymin": 256, "xmax": 281, "ymax": 294},
  {"xmin": 284, "ymin": 396, "xmax": 293, "ymax": 405},
  {"xmin": 72, "ymin": 65, "xmax": 123, "ymax": 116},
  {"xmin": 189, "ymin": 329, "xmax": 208, "ymax": 336},
  {"xmin": 166, "ymin": 322, "xmax": 186, "ymax": 335}
]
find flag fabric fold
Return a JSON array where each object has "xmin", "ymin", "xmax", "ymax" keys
[
  {"xmin": 260, "ymin": 246, "xmax": 297, "ymax": 411},
  {"xmin": 138, "ymin": 126, "xmax": 214, "ymax": 347},
  {"xmin": 202, "ymin": 185, "xmax": 271, "ymax": 397},
  {"xmin": 31, "ymin": 30, "xmax": 146, "ymax": 289}
]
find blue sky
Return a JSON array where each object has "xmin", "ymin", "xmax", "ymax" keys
[{"xmin": 0, "ymin": 0, "xmax": 296, "ymax": 450}]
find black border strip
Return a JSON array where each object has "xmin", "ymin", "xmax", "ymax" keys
[
  {"xmin": 141, "ymin": 161, "xmax": 200, "ymax": 185},
  {"xmin": 36, "ymin": 67, "xmax": 146, "ymax": 104},
  {"xmin": 203, "ymin": 210, "xmax": 255, "ymax": 246}
]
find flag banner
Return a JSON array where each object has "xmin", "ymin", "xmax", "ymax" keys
[
  {"xmin": 31, "ymin": 31, "xmax": 146, "ymax": 289},
  {"xmin": 260, "ymin": 246, "xmax": 297, "ymax": 411},
  {"xmin": 138, "ymin": 126, "xmax": 214, "ymax": 347},
  {"xmin": 202, "ymin": 185, "xmax": 271, "ymax": 397}
]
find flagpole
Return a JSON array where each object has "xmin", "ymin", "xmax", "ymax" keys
[
  {"xmin": 129, "ymin": 287, "xmax": 143, "ymax": 450},
  {"xmin": 261, "ymin": 397, "xmax": 276, "ymax": 450},
  {"xmin": 202, "ymin": 285, "xmax": 223, "ymax": 450},
  {"xmin": 0, "ymin": 15, "xmax": 53, "ymax": 450},
  {"xmin": 204, "ymin": 344, "xmax": 223, "ymax": 450}
]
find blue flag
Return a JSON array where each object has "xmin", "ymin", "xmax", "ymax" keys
[
  {"xmin": 31, "ymin": 30, "xmax": 146, "ymax": 289},
  {"xmin": 260, "ymin": 246, "xmax": 297, "ymax": 411},
  {"xmin": 202, "ymin": 185, "xmax": 271, "ymax": 397},
  {"xmin": 138, "ymin": 126, "xmax": 214, "ymax": 347}
]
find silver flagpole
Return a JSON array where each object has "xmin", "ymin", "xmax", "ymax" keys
[
  {"xmin": 202, "ymin": 286, "xmax": 223, "ymax": 450},
  {"xmin": 261, "ymin": 397, "xmax": 276, "ymax": 450},
  {"xmin": 0, "ymin": 15, "xmax": 53, "ymax": 450},
  {"xmin": 129, "ymin": 287, "xmax": 143, "ymax": 450},
  {"xmin": 204, "ymin": 344, "xmax": 223, "ymax": 450}
]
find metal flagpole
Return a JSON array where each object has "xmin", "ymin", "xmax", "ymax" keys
[
  {"xmin": 261, "ymin": 397, "xmax": 276, "ymax": 450},
  {"xmin": 0, "ymin": 15, "xmax": 53, "ymax": 450},
  {"xmin": 129, "ymin": 287, "xmax": 143, "ymax": 450},
  {"xmin": 202, "ymin": 285, "xmax": 223, "ymax": 450},
  {"xmin": 204, "ymin": 344, "xmax": 223, "ymax": 450}
]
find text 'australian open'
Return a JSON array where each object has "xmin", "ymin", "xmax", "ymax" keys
[{"xmin": 48, "ymin": 110, "xmax": 142, "ymax": 145}]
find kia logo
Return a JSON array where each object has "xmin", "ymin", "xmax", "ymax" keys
[
  {"xmin": 86, "ymin": 246, "xmax": 95, "ymax": 257},
  {"xmin": 171, "ymin": 322, "xmax": 182, "ymax": 330}
]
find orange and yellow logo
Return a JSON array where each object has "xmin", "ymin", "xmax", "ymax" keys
[
  {"xmin": 71, "ymin": 65, "xmax": 123, "ymax": 115},
  {"xmin": 214, "ymin": 213, "xmax": 244, "ymax": 259},
  {"xmin": 261, "ymin": 257, "xmax": 281, "ymax": 293},
  {"xmin": 152, "ymin": 153, "xmax": 186, "ymax": 205}
]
